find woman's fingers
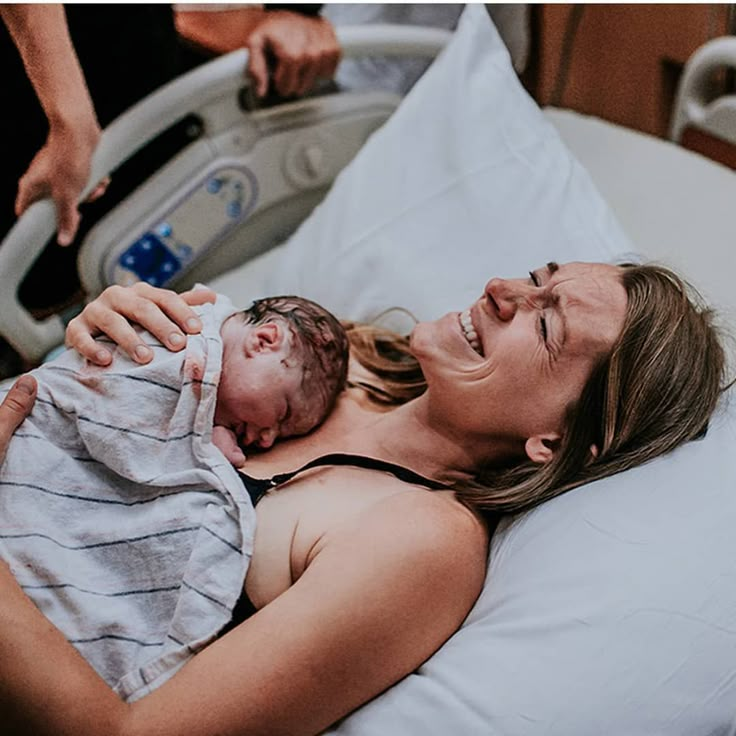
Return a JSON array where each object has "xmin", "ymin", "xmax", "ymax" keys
[
  {"xmin": 180, "ymin": 287, "xmax": 217, "ymax": 307},
  {"xmin": 0, "ymin": 375, "xmax": 37, "ymax": 465},
  {"xmin": 66, "ymin": 284, "xmax": 205, "ymax": 365}
]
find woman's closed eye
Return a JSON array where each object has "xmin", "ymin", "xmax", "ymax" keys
[
  {"xmin": 529, "ymin": 271, "xmax": 549, "ymax": 346},
  {"xmin": 539, "ymin": 313, "xmax": 548, "ymax": 343}
]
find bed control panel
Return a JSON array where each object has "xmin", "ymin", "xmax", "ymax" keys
[
  {"xmin": 78, "ymin": 91, "xmax": 400, "ymax": 294},
  {"xmin": 111, "ymin": 167, "xmax": 257, "ymax": 287}
]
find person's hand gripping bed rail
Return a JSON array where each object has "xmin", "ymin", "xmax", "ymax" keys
[
  {"xmin": 0, "ymin": 5, "xmax": 110, "ymax": 247},
  {"xmin": 175, "ymin": 6, "xmax": 341, "ymax": 99}
]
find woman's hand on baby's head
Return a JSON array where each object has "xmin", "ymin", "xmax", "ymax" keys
[
  {"xmin": 66, "ymin": 283, "xmax": 215, "ymax": 366},
  {"xmin": 212, "ymin": 425, "xmax": 246, "ymax": 468}
]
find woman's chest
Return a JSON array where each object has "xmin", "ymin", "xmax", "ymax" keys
[{"xmin": 241, "ymin": 466, "xmax": 420, "ymax": 610}]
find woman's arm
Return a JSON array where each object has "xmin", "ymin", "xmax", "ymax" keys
[
  {"xmin": 65, "ymin": 283, "xmax": 215, "ymax": 365},
  {"xmin": 0, "ymin": 559, "xmax": 128, "ymax": 736},
  {"xmin": 0, "ymin": 491, "xmax": 487, "ymax": 736}
]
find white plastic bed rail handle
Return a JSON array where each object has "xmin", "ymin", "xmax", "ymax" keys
[
  {"xmin": 0, "ymin": 24, "xmax": 452, "ymax": 363},
  {"xmin": 670, "ymin": 36, "xmax": 736, "ymax": 142}
]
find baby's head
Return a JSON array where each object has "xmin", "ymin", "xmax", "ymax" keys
[{"xmin": 215, "ymin": 295, "xmax": 349, "ymax": 450}]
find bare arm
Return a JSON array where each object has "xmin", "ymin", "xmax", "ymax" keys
[
  {"xmin": 0, "ymin": 492, "xmax": 487, "ymax": 736},
  {"xmin": 0, "ymin": 4, "xmax": 108, "ymax": 245}
]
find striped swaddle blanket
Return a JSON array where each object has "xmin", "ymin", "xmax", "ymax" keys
[{"xmin": 0, "ymin": 296, "xmax": 256, "ymax": 701}]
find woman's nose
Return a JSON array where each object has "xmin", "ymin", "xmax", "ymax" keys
[{"xmin": 485, "ymin": 278, "xmax": 521, "ymax": 321}]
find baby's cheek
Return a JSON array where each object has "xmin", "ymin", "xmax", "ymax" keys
[{"xmin": 289, "ymin": 409, "xmax": 324, "ymax": 439}]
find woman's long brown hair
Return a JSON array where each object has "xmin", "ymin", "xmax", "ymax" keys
[{"xmin": 344, "ymin": 263, "xmax": 731, "ymax": 522}]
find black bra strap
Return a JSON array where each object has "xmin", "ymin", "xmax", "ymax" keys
[{"xmin": 240, "ymin": 453, "xmax": 449, "ymax": 506}]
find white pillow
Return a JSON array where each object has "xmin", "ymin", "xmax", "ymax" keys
[
  {"xmin": 210, "ymin": 4, "xmax": 632, "ymax": 324},
  {"xmin": 213, "ymin": 5, "xmax": 736, "ymax": 734}
]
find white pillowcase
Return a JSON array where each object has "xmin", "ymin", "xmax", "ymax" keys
[
  {"xmin": 212, "ymin": 5, "xmax": 736, "ymax": 734},
  {"xmin": 210, "ymin": 4, "xmax": 632, "ymax": 324}
]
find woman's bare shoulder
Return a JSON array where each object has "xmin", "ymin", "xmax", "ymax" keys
[
  {"xmin": 285, "ymin": 464, "xmax": 488, "ymax": 548},
  {"xmin": 310, "ymin": 477, "xmax": 489, "ymax": 584},
  {"xmin": 251, "ymin": 464, "xmax": 488, "ymax": 607}
]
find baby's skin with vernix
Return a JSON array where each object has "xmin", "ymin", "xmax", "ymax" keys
[{"xmin": 211, "ymin": 296, "xmax": 349, "ymax": 467}]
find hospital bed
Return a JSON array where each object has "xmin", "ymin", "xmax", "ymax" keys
[{"xmin": 2, "ymin": 5, "xmax": 736, "ymax": 733}]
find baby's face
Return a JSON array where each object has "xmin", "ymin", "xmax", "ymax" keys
[{"xmin": 215, "ymin": 317, "xmax": 323, "ymax": 450}]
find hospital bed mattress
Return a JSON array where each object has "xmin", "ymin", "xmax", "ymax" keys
[{"xmin": 546, "ymin": 107, "xmax": 736, "ymax": 322}]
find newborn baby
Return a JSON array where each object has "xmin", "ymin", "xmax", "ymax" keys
[
  {"xmin": 0, "ymin": 293, "xmax": 348, "ymax": 695},
  {"xmin": 212, "ymin": 295, "xmax": 349, "ymax": 466}
]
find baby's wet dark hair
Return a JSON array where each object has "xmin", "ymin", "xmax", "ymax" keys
[{"xmin": 241, "ymin": 296, "xmax": 349, "ymax": 428}]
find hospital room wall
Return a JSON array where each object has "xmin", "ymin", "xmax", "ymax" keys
[{"xmin": 529, "ymin": 4, "xmax": 733, "ymax": 139}]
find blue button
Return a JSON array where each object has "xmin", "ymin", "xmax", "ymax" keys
[
  {"xmin": 118, "ymin": 232, "xmax": 182, "ymax": 287},
  {"xmin": 156, "ymin": 222, "xmax": 172, "ymax": 238},
  {"xmin": 207, "ymin": 178, "xmax": 222, "ymax": 194},
  {"xmin": 175, "ymin": 243, "xmax": 193, "ymax": 259},
  {"xmin": 227, "ymin": 201, "xmax": 242, "ymax": 219}
]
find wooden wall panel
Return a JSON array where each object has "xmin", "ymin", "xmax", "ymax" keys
[{"xmin": 532, "ymin": 4, "xmax": 731, "ymax": 138}]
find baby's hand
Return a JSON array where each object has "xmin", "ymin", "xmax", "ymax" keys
[{"xmin": 212, "ymin": 425, "xmax": 246, "ymax": 467}]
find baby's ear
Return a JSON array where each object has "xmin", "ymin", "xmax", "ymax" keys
[{"xmin": 248, "ymin": 322, "xmax": 285, "ymax": 354}]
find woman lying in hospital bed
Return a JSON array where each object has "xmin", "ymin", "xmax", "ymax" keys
[
  {"xmin": 1, "ymin": 5, "xmax": 736, "ymax": 735},
  {"xmin": 0, "ymin": 253, "xmax": 727, "ymax": 735}
]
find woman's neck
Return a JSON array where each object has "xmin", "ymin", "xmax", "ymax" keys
[
  {"xmin": 354, "ymin": 394, "xmax": 515, "ymax": 485},
  {"xmin": 242, "ymin": 389, "xmax": 513, "ymax": 485}
]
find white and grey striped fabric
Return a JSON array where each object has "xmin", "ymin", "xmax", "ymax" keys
[{"xmin": 0, "ymin": 296, "xmax": 256, "ymax": 702}]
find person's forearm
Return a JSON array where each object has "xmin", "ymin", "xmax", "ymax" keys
[
  {"xmin": 175, "ymin": 7, "xmax": 266, "ymax": 55},
  {"xmin": 0, "ymin": 562, "xmax": 128, "ymax": 736},
  {"xmin": 0, "ymin": 385, "xmax": 125, "ymax": 734},
  {"xmin": 0, "ymin": 4, "xmax": 97, "ymax": 132}
]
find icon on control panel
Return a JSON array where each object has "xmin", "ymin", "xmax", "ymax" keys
[
  {"xmin": 118, "ymin": 233, "xmax": 181, "ymax": 288},
  {"xmin": 206, "ymin": 177, "xmax": 223, "ymax": 194},
  {"xmin": 112, "ymin": 166, "xmax": 259, "ymax": 289}
]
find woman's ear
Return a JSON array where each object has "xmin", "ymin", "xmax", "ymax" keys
[{"xmin": 524, "ymin": 433, "xmax": 561, "ymax": 464}]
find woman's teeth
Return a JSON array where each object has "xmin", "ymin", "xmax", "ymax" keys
[{"xmin": 459, "ymin": 309, "xmax": 482, "ymax": 355}]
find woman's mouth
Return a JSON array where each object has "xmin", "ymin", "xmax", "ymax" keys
[{"xmin": 459, "ymin": 309, "xmax": 483, "ymax": 356}]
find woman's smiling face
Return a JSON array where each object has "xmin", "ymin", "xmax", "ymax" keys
[{"xmin": 409, "ymin": 261, "xmax": 628, "ymax": 460}]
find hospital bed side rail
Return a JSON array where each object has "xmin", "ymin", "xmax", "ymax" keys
[
  {"xmin": 0, "ymin": 25, "xmax": 452, "ymax": 363},
  {"xmin": 670, "ymin": 36, "xmax": 736, "ymax": 145}
]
